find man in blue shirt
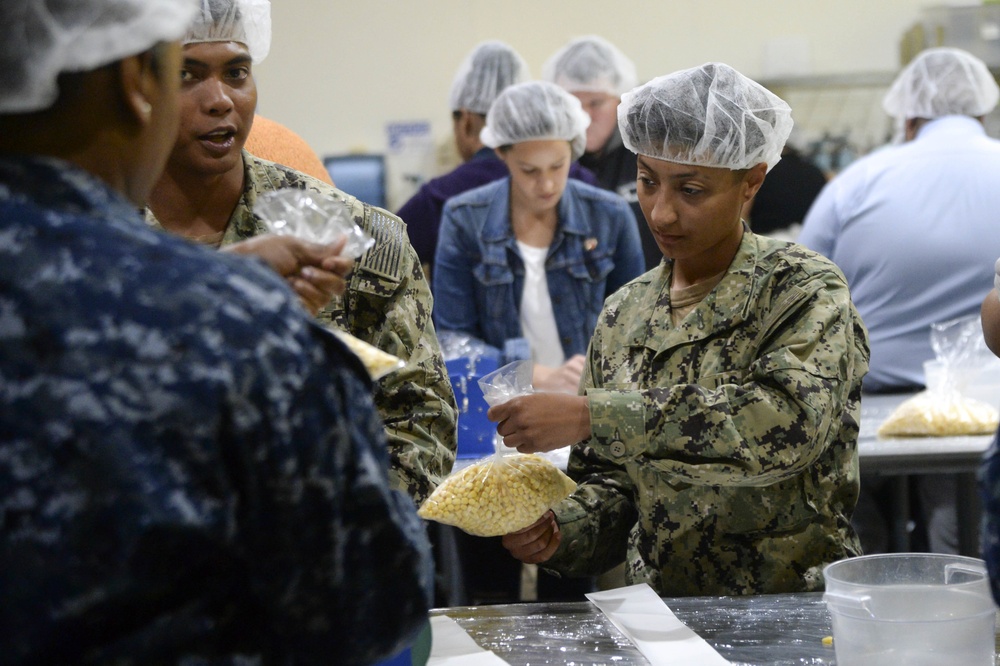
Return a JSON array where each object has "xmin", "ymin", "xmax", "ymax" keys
[
  {"xmin": 0, "ymin": 1, "xmax": 433, "ymax": 663},
  {"xmin": 799, "ymin": 47, "xmax": 1000, "ymax": 555}
]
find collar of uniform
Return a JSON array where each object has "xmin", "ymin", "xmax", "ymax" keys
[{"xmin": 621, "ymin": 228, "xmax": 759, "ymax": 352}]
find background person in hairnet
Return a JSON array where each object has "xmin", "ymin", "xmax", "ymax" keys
[
  {"xmin": 433, "ymin": 80, "xmax": 643, "ymax": 395},
  {"xmin": 144, "ymin": 0, "xmax": 458, "ymax": 509},
  {"xmin": 543, "ymin": 35, "xmax": 660, "ymax": 271},
  {"xmin": 494, "ymin": 64, "xmax": 869, "ymax": 596},
  {"xmin": 799, "ymin": 47, "xmax": 1000, "ymax": 555},
  {"xmin": 0, "ymin": 0, "xmax": 432, "ymax": 663},
  {"xmin": 397, "ymin": 40, "xmax": 597, "ymax": 280}
]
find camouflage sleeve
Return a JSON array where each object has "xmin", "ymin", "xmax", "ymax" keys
[
  {"xmin": 588, "ymin": 268, "xmax": 862, "ymax": 487},
  {"xmin": 324, "ymin": 202, "xmax": 458, "ymax": 507},
  {"xmin": 545, "ymin": 322, "xmax": 640, "ymax": 578}
]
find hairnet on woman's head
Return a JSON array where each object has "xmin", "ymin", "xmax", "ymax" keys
[
  {"xmin": 542, "ymin": 35, "xmax": 638, "ymax": 98},
  {"xmin": 882, "ymin": 47, "xmax": 999, "ymax": 120},
  {"xmin": 449, "ymin": 41, "xmax": 529, "ymax": 115},
  {"xmin": 185, "ymin": 0, "xmax": 271, "ymax": 63},
  {"xmin": 618, "ymin": 62, "xmax": 793, "ymax": 171},
  {"xmin": 480, "ymin": 81, "xmax": 591, "ymax": 160},
  {"xmin": 0, "ymin": 0, "xmax": 198, "ymax": 114}
]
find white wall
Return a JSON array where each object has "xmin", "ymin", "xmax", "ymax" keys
[{"xmin": 255, "ymin": 0, "xmax": 931, "ymax": 159}]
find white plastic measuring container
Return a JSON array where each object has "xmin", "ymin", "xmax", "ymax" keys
[{"xmin": 823, "ymin": 553, "xmax": 997, "ymax": 665}]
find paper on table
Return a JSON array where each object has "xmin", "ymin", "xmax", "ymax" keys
[
  {"xmin": 586, "ymin": 583, "xmax": 730, "ymax": 665},
  {"xmin": 427, "ymin": 615, "xmax": 512, "ymax": 666}
]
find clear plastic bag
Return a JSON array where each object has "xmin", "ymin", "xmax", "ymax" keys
[
  {"xmin": 418, "ymin": 360, "xmax": 576, "ymax": 536},
  {"xmin": 253, "ymin": 189, "xmax": 401, "ymax": 379},
  {"xmin": 253, "ymin": 188, "xmax": 375, "ymax": 257},
  {"xmin": 879, "ymin": 315, "xmax": 1000, "ymax": 437}
]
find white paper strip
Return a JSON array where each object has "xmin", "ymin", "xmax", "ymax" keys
[
  {"xmin": 427, "ymin": 615, "xmax": 512, "ymax": 666},
  {"xmin": 587, "ymin": 583, "xmax": 731, "ymax": 665}
]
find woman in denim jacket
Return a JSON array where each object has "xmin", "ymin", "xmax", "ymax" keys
[{"xmin": 433, "ymin": 81, "xmax": 644, "ymax": 393}]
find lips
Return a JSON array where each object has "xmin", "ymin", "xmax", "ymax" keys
[{"xmin": 197, "ymin": 126, "xmax": 238, "ymax": 154}]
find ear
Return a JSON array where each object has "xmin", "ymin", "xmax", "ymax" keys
[
  {"xmin": 742, "ymin": 163, "xmax": 768, "ymax": 201},
  {"xmin": 116, "ymin": 51, "xmax": 156, "ymax": 128}
]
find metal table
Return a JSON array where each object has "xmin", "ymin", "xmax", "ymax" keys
[
  {"xmin": 432, "ymin": 592, "xmax": 835, "ymax": 665},
  {"xmin": 858, "ymin": 393, "xmax": 994, "ymax": 556},
  {"xmin": 432, "ymin": 592, "xmax": 1000, "ymax": 665}
]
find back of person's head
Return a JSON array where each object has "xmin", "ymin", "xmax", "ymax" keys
[
  {"xmin": 882, "ymin": 47, "xmax": 1000, "ymax": 121},
  {"xmin": 0, "ymin": 0, "xmax": 197, "ymax": 115},
  {"xmin": 542, "ymin": 35, "xmax": 638, "ymax": 98},
  {"xmin": 480, "ymin": 81, "xmax": 591, "ymax": 160},
  {"xmin": 618, "ymin": 62, "xmax": 793, "ymax": 172},
  {"xmin": 449, "ymin": 41, "xmax": 529, "ymax": 115},
  {"xmin": 185, "ymin": 0, "xmax": 272, "ymax": 62}
]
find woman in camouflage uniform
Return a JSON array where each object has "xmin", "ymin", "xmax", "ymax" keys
[{"xmin": 493, "ymin": 63, "xmax": 870, "ymax": 597}]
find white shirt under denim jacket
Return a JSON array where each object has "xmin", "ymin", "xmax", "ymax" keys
[{"xmin": 432, "ymin": 177, "xmax": 645, "ymax": 363}]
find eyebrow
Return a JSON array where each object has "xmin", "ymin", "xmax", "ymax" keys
[{"xmin": 183, "ymin": 54, "xmax": 253, "ymax": 68}]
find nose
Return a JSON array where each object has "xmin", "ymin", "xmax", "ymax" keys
[
  {"xmin": 539, "ymin": 175, "xmax": 556, "ymax": 197},
  {"xmin": 198, "ymin": 77, "xmax": 234, "ymax": 116},
  {"xmin": 647, "ymin": 191, "xmax": 677, "ymax": 228}
]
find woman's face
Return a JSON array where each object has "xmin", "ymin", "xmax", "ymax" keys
[
  {"xmin": 636, "ymin": 155, "xmax": 766, "ymax": 266},
  {"xmin": 498, "ymin": 140, "xmax": 572, "ymax": 216}
]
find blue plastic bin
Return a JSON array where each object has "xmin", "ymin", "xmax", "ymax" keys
[{"xmin": 447, "ymin": 356, "xmax": 499, "ymax": 459}]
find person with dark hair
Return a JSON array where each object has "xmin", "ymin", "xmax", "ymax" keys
[
  {"xmin": 0, "ymin": 1, "xmax": 432, "ymax": 663},
  {"xmin": 493, "ymin": 63, "xmax": 869, "ymax": 597},
  {"xmin": 145, "ymin": 0, "xmax": 458, "ymax": 508}
]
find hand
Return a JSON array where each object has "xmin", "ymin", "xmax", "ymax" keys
[
  {"xmin": 223, "ymin": 235, "xmax": 354, "ymax": 315},
  {"xmin": 488, "ymin": 392, "xmax": 590, "ymax": 453},
  {"xmin": 532, "ymin": 354, "xmax": 586, "ymax": 394},
  {"xmin": 502, "ymin": 511, "xmax": 561, "ymax": 565}
]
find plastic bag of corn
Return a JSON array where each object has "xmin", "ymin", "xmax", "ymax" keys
[
  {"xmin": 877, "ymin": 389, "xmax": 998, "ymax": 437},
  {"xmin": 417, "ymin": 452, "xmax": 576, "ymax": 536},
  {"xmin": 879, "ymin": 315, "xmax": 999, "ymax": 437},
  {"xmin": 418, "ymin": 360, "xmax": 576, "ymax": 536}
]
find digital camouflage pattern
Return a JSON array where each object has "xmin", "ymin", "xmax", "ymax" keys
[
  {"xmin": 545, "ymin": 231, "xmax": 869, "ymax": 596},
  {"xmin": 0, "ymin": 155, "xmax": 433, "ymax": 664},
  {"xmin": 146, "ymin": 152, "xmax": 458, "ymax": 506}
]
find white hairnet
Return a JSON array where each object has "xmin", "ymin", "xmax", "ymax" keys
[
  {"xmin": 882, "ymin": 47, "xmax": 999, "ymax": 120},
  {"xmin": 542, "ymin": 35, "xmax": 638, "ymax": 98},
  {"xmin": 619, "ymin": 62, "xmax": 793, "ymax": 172},
  {"xmin": 185, "ymin": 0, "xmax": 271, "ymax": 63},
  {"xmin": 449, "ymin": 41, "xmax": 529, "ymax": 115},
  {"xmin": 480, "ymin": 81, "xmax": 591, "ymax": 160},
  {"xmin": 0, "ymin": 0, "xmax": 198, "ymax": 114}
]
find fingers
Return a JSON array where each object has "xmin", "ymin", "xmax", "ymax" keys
[
  {"xmin": 288, "ymin": 276, "xmax": 328, "ymax": 315},
  {"xmin": 300, "ymin": 266, "xmax": 348, "ymax": 298},
  {"xmin": 501, "ymin": 511, "xmax": 561, "ymax": 564}
]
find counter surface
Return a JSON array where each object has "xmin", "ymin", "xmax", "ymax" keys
[{"xmin": 431, "ymin": 592, "xmax": 836, "ymax": 665}]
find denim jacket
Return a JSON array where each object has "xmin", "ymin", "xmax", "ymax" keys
[{"xmin": 432, "ymin": 177, "xmax": 645, "ymax": 360}]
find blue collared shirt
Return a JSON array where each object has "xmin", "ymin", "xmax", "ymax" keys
[
  {"xmin": 799, "ymin": 116, "xmax": 1000, "ymax": 392},
  {"xmin": 432, "ymin": 177, "xmax": 644, "ymax": 360}
]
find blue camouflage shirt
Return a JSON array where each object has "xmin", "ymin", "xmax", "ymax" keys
[{"xmin": 0, "ymin": 156, "xmax": 432, "ymax": 665}]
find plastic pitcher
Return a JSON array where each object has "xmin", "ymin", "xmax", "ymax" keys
[{"xmin": 823, "ymin": 553, "xmax": 997, "ymax": 665}]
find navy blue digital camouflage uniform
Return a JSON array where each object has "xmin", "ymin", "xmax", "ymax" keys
[{"xmin": 0, "ymin": 155, "xmax": 433, "ymax": 665}]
